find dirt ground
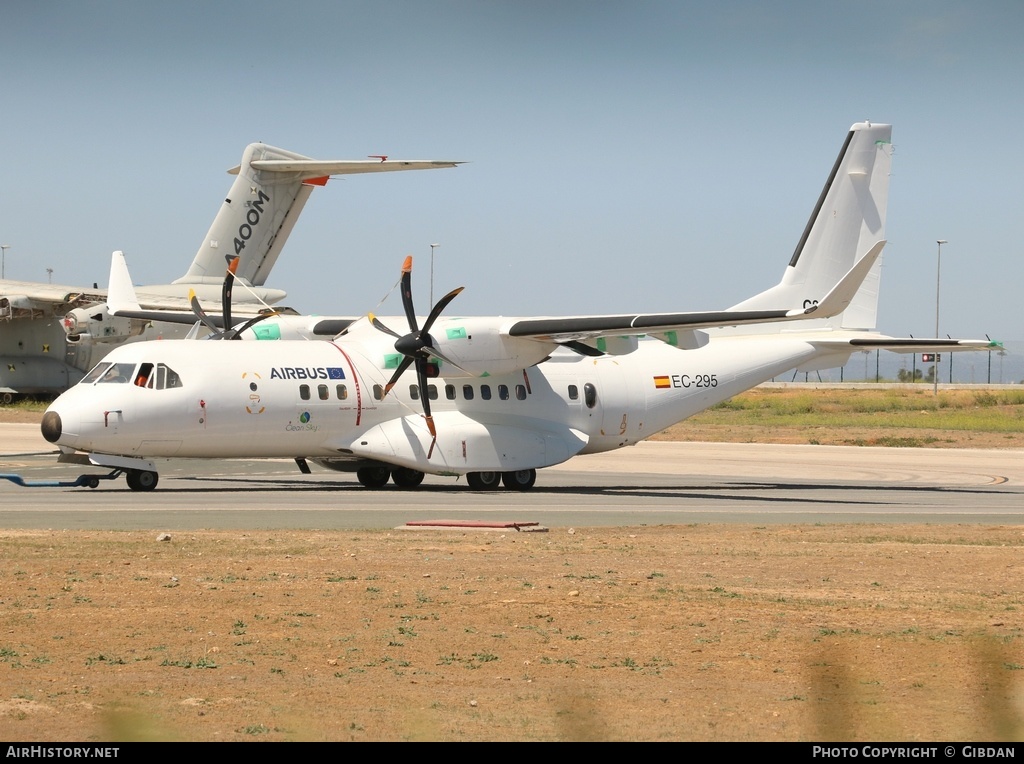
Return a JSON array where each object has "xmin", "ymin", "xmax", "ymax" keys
[{"xmin": 1, "ymin": 525, "xmax": 1023, "ymax": 742}]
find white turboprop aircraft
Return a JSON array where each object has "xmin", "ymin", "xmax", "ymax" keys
[
  {"xmin": 40, "ymin": 122, "xmax": 994, "ymax": 492},
  {"xmin": 0, "ymin": 143, "xmax": 457, "ymax": 399}
]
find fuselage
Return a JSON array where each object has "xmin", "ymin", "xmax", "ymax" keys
[{"xmin": 42, "ymin": 327, "xmax": 825, "ymax": 475}]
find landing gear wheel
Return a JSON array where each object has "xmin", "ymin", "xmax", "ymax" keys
[
  {"xmin": 125, "ymin": 470, "xmax": 158, "ymax": 491},
  {"xmin": 466, "ymin": 471, "xmax": 502, "ymax": 491},
  {"xmin": 357, "ymin": 466, "xmax": 391, "ymax": 489},
  {"xmin": 501, "ymin": 469, "xmax": 537, "ymax": 491},
  {"xmin": 392, "ymin": 468, "xmax": 425, "ymax": 489},
  {"xmin": 1, "ymin": 393, "xmax": 13, "ymax": 405}
]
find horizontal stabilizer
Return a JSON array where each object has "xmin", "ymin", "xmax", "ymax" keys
[
  {"xmin": 233, "ymin": 158, "xmax": 462, "ymax": 178},
  {"xmin": 811, "ymin": 241, "xmax": 886, "ymax": 317},
  {"xmin": 811, "ymin": 337, "xmax": 1000, "ymax": 353}
]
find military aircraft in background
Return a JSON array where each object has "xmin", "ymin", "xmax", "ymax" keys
[
  {"xmin": 0, "ymin": 144, "xmax": 458, "ymax": 400},
  {"xmin": 40, "ymin": 122, "xmax": 996, "ymax": 492}
]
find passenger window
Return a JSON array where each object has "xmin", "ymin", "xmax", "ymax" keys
[
  {"xmin": 567, "ymin": 384, "xmax": 579, "ymax": 400},
  {"xmin": 584, "ymin": 383, "xmax": 597, "ymax": 409},
  {"xmin": 299, "ymin": 385, "xmax": 311, "ymax": 401},
  {"xmin": 427, "ymin": 384, "xmax": 438, "ymax": 400},
  {"xmin": 462, "ymin": 384, "xmax": 474, "ymax": 401},
  {"xmin": 410, "ymin": 384, "xmax": 420, "ymax": 400},
  {"xmin": 337, "ymin": 384, "xmax": 347, "ymax": 400},
  {"xmin": 515, "ymin": 384, "xmax": 527, "ymax": 401},
  {"xmin": 445, "ymin": 384, "xmax": 456, "ymax": 400},
  {"xmin": 498, "ymin": 384, "xmax": 509, "ymax": 400},
  {"xmin": 481, "ymin": 384, "xmax": 492, "ymax": 401},
  {"xmin": 318, "ymin": 384, "xmax": 329, "ymax": 401},
  {"xmin": 373, "ymin": 384, "xmax": 384, "ymax": 401}
]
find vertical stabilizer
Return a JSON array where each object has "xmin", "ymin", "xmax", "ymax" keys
[
  {"xmin": 174, "ymin": 145, "xmax": 461, "ymax": 288},
  {"xmin": 728, "ymin": 122, "xmax": 892, "ymax": 331},
  {"xmin": 174, "ymin": 144, "xmax": 320, "ymax": 287}
]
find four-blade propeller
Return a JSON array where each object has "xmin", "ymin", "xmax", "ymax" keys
[{"xmin": 369, "ymin": 255, "xmax": 464, "ymax": 458}]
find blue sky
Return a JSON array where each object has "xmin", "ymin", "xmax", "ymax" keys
[{"xmin": 2, "ymin": 0, "xmax": 1021, "ymax": 343}]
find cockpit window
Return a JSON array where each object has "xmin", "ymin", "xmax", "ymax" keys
[
  {"xmin": 96, "ymin": 362, "xmax": 136, "ymax": 384},
  {"xmin": 81, "ymin": 362, "xmax": 113, "ymax": 385},
  {"xmin": 152, "ymin": 364, "xmax": 183, "ymax": 390},
  {"xmin": 135, "ymin": 363, "xmax": 154, "ymax": 387}
]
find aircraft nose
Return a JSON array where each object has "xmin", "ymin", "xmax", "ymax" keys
[{"xmin": 41, "ymin": 410, "xmax": 62, "ymax": 443}]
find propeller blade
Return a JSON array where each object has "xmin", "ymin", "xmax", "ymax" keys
[
  {"xmin": 222, "ymin": 256, "xmax": 239, "ymax": 332},
  {"xmin": 420, "ymin": 345, "xmax": 471, "ymax": 375},
  {"xmin": 382, "ymin": 356, "xmax": 415, "ymax": 396},
  {"xmin": 415, "ymin": 359, "xmax": 439, "ymax": 459},
  {"xmin": 369, "ymin": 313, "xmax": 401, "ymax": 339},
  {"xmin": 399, "ymin": 255, "xmax": 418, "ymax": 332},
  {"xmin": 421, "ymin": 286, "xmax": 465, "ymax": 335},
  {"xmin": 226, "ymin": 311, "xmax": 281, "ymax": 340},
  {"xmin": 188, "ymin": 289, "xmax": 223, "ymax": 334}
]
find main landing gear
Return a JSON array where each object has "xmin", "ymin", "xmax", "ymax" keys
[
  {"xmin": 356, "ymin": 466, "xmax": 428, "ymax": 489},
  {"xmin": 466, "ymin": 469, "xmax": 537, "ymax": 491},
  {"xmin": 125, "ymin": 469, "xmax": 159, "ymax": 492},
  {"xmin": 354, "ymin": 466, "xmax": 538, "ymax": 491}
]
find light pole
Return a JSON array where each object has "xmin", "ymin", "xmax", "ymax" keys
[
  {"xmin": 933, "ymin": 239, "xmax": 947, "ymax": 395},
  {"xmin": 1, "ymin": 245, "xmax": 9, "ymax": 280},
  {"xmin": 429, "ymin": 243, "xmax": 440, "ymax": 305}
]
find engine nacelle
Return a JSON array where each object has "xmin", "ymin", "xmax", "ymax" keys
[
  {"xmin": 422, "ymin": 317, "xmax": 556, "ymax": 377},
  {"xmin": 62, "ymin": 307, "xmax": 145, "ymax": 345}
]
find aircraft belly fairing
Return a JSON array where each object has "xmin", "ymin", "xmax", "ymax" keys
[{"xmin": 338, "ymin": 413, "xmax": 590, "ymax": 474}]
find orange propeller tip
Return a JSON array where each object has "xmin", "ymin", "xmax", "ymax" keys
[
  {"xmin": 228, "ymin": 256, "xmax": 240, "ymax": 274},
  {"xmin": 401, "ymin": 255, "xmax": 413, "ymax": 273}
]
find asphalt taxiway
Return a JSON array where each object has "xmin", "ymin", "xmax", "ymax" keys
[{"xmin": 2, "ymin": 423, "xmax": 1022, "ymax": 529}]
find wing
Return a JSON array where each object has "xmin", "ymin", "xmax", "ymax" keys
[
  {"xmin": 507, "ymin": 241, "xmax": 886, "ymax": 344},
  {"xmin": 0, "ymin": 280, "xmax": 107, "ymax": 318}
]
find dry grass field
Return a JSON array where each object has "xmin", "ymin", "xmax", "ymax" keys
[{"xmin": 1, "ymin": 525, "xmax": 1023, "ymax": 742}]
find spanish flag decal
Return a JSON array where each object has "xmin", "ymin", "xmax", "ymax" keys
[{"xmin": 653, "ymin": 376, "xmax": 670, "ymax": 389}]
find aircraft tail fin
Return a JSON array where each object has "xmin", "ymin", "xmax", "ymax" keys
[
  {"xmin": 174, "ymin": 144, "xmax": 460, "ymax": 288},
  {"xmin": 107, "ymin": 250, "xmax": 142, "ymax": 314},
  {"xmin": 727, "ymin": 121, "xmax": 892, "ymax": 332}
]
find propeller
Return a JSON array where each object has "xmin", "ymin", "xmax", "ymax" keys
[
  {"xmin": 188, "ymin": 256, "xmax": 281, "ymax": 340},
  {"xmin": 370, "ymin": 255, "xmax": 464, "ymax": 458}
]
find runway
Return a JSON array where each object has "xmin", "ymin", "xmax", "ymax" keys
[{"xmin": 1, "ymin": 423, "xmax": 1022, "ymax": 529}]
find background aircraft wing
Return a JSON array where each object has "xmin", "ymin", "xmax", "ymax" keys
[{"xmin": 0, "ymin": 280, "xmax": 107, "ymax": 318}]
